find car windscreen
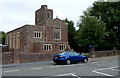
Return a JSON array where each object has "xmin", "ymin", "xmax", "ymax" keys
[{"xmin": 58, "ymin": 52, "xmax": 67, "ymax": 55}]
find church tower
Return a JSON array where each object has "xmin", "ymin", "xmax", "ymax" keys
[{"xmin": 35, "ymin": 5, "xmax": 53, "ymax": 25}]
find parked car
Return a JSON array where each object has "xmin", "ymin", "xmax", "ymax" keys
[{"xmin": 53, "ymin": 51, "xmax": 88, "ymax": 64}]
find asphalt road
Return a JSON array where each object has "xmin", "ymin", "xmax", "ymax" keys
[{"xmin": 2, "ymin": 56, "xmax": 120, "ymax": 78}]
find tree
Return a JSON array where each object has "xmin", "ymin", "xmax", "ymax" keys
[
  {"xmin": 104, "ymin": 30, "xmax": 119, "ymax": 50},
  {"xmin": 63, "ymin": 18, "xmax": 79, "ymax": 51},
  {"xmin": 77, "ymin": 10, "xmax": 106, "ymax": 51},
  {"xmin": 0, "ymin": 31, "xmax": 6, "ymax": 45},
  {"xmin": 90, "ymin": 2, "xmax": 120, "ymax": 49}
]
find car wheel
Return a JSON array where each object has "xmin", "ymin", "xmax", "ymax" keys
[
  {"xmin": 83, "ymin": 58, "xmax": 88, "ymax": 63},
  {"xmin": 66, "ymin": 59, "xmax": 71, "ymax": 64}
]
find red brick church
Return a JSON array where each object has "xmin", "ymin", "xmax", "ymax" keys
[{"xmin": 6, "ymin": 5, "xmax": 70, "ymax": 53}]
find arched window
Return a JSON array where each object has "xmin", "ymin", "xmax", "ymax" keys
[
  {"xmin": 48, "ymin": 13, "xmax": 50, "ymax": 18},
  {"xmin": 9, "ymin": 34, "xmax": 12, "ymax": 48},
  {"xmin": 12, "ymin": 33, "xmax": 16, "ymax": 48},
  {"xmin": 54, "ymin": 28, "xmax": 61, "ymax": 40},
  {"xmin": 16, "ymin": 32, "xmax": 20, "ymax": 48}
]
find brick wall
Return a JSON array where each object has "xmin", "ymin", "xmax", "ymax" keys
[
  {"xmin": 2, "ymin": 50, "xmax": 120, "ymax": 64},
  {"xmin": 2, "ymin": 52, "xmax": 59, "ymax": 64},
  {"xmin": 19, "ymin": 52, "xmax": 59, "ymax": 63},
  {"xmin": 0, "ymin": 53, "xmax": 2, "ymax": 64},
  {"xmin": 89, "ymin": 49, "xmax": 120, "ymax": 58},
  {"xmin": 2, "ymin": 52, "xmax": 14, "ymax": 64},
  {"xmin": 35, "ymin": 5, "xmax": 53, "ymax": 25}
]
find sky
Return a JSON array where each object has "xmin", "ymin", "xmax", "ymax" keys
[{"xmin": 0, "ymin": 0, "xmax": 96, "ymax": 32}]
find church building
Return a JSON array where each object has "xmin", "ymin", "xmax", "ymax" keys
[{"xmin": 6, "ymin": 5, "xmax": 70, "ymax": 53}]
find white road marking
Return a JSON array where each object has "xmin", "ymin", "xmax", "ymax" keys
[
  {"xmin": 92, "ymin": 70, "xmax": 113, "ymax": 77},
  {"xmin": 49, "ymin": 64, "xmax": 85, "ymax": 68},
  {"xmin": 92, "ymin": 66, "xmax": 119, "ymax": 77},
  {"xmin": 55, "ymin": 73, "xmax": 81, "ymax": 78},
  {"xmin": 91, "ymin": 62, "xmax": 98, "ymax": 64},
  {"xmin": 110, "ymin": 68, "xmax": 120, "ymax": 71},
  {"xmin": 3, "ymin": 70, "xmax": 20, "ymax": 73},
  {"xmin": 30, "ymin": 67, "xmax": 42, "ymax": 70},
  {"xmin": 102, "ymin": 61, "xmax": 108, "ymax": 62},
  {"xmin": 95, "ymin": 68, "xmax": 110, "ymax": 71},
  {"xmin": 71, "ymin": 73, "xmax": 81, "ymax": 78},
  {"xmin": 110, "ymin": 66, "xmax": 120, "ymax": 71},
  {"xmin": 64, "ymin": 65, "xmax": 75, "ymax": 67},
  {"xmin": 49, "ymin": 66, "xmax": 60, "ymax": 68},
  {"xmin": 77, "ymin": 64, "xmax": 86, "ymax": 66},
  {"xmin": 111, "ymin": 66, "xmax": 119, "ymax": 69},
  {"xmin": 55, "ymin": 73, "xmax": 73, "ymax": 76}
]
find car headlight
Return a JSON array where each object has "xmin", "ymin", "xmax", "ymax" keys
[{"xmin": 59, "ymin": 56, "xmax": 64, "ymax": 58}]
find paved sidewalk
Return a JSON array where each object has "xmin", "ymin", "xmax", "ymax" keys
[{"xmin": 89, "ymin": 55, "xmax": 119, "ymax": 62}]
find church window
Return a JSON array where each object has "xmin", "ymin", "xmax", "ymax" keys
[
  {"xmin": 12, "ymin": 33, "xmax": 16, "ymax": 48},
  {"xmin": 48, "ymin": 13, "xmax": 50, "ymax": 18},
  {"xmin": 16, "ymin": 32, "xmax": 20, "ymax": 48},
  {"xmin": 59, "ymin": 44, "xmax": 66, "ymax": 51},
  {"xmin": 54, "ymin": 28, "xmax": 61, "ymax": 40},
  {"xmin": 43, "ymin": 44, "xmax": 52, "ymax": 51},
  {"xmin": 9, "ymin": 34, "xmax": 12, "ymax": 48},
  {"xmin": 34, "ymin": 31, "xmax": 42, "ymax": 38}
]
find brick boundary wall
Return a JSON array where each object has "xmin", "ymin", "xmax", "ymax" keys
[
  {"xmin": 89, "ymin": 49, "xmax": 120, "ymax": 58},
  {"xmin": 19, "ymin": 52, "xmax": 59, "ymax": 63},
  {"xmin": 2, "ymin": 52, "xmax": 60, "ymax": 64},
  {"xmin": 2, "ymin": 50, "xmax": 120, "ymax": 64},
  {"xmin": 0, "ymin": 53, "xmax": 2, "ymax": 64},
  {"xmin": 2, "ymin": 52, "xmax": 14, "ymax": 64}
]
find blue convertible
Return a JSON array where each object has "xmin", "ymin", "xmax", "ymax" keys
[{"xmin": 53, "ymin": 51, "xmax": 88, "ymax": 64}]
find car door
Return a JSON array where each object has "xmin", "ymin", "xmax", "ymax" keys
[
  {"xmin": 68, "ymin": 52, "xmax": 76, "ymax": 62},
  {"xmin": 73, "ymin": 52, "xmax": 82, "ymax": 62}
]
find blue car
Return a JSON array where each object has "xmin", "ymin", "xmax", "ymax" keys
[{"xmin": 53, "ymin": 51, "xmax": 88, "ymax": 64}]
